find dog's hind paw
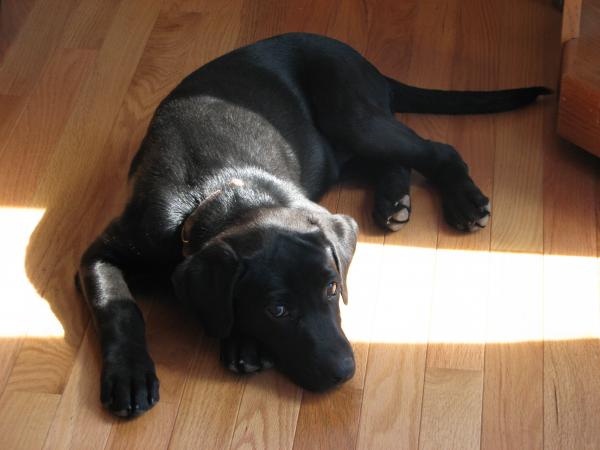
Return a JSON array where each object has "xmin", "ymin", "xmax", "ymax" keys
[
  {"xmin": 441, "ymin": 181, "xmax": 490, "ymax": 232},
  {"xmin": 373, "ymin": 194, "xmax": 411, "ymax": 231},
  {"xmin": 220, "ymin": 334, "xmax": 274, "ymax": 374}
]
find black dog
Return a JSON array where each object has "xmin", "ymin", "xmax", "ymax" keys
[{"xmin": 78, "ymin": 33, "xmax": 549, "ymax": 417}]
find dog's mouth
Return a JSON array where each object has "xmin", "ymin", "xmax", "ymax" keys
[{"xmin": 273, "ymin": 351, "xmax": 356, "ymax": 392}]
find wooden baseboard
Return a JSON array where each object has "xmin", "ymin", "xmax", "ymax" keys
[{"xmin": 557, "ymin": 0, "xmax": 600, "ymax": 157}]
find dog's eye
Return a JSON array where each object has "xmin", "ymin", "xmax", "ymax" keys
[
  {"xmin": 326, "ymin": 281, "xmax": 338, "ymax": 297},
  {"xmin": 267, "ymin": 305, "xmax": 288, "ymax": 318}
]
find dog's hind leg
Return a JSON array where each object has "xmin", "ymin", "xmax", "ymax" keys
[
  {"xmin": 307, "ymin": 64, "xmax": 489, "ymax": 230},
  {"xmin": 325, "ymin": 114, "xmax": 490, "ymax": 232}
]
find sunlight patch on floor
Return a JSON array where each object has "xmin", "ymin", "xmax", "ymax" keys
[
  {"xmin": 342, "ymin": 241, "xmax": 599, "ymax": 345},
  {"xmin": 0, "ymin": 208, "xmax": 597, "ymax": 345},
  {"xmin": 545, "ymin": 252, "xmax": 600, "ymax": 341},
  {"xmin": 0, "ymin": 207, "xmax": 64, "ymax": 338}
]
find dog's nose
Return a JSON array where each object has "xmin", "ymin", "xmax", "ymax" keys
[{"xmin": 332, "ymin": 356, "xmax": 355, "ymax": 384}]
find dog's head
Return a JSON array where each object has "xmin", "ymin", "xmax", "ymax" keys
[{"xmin": 172, "ymin": 208, "xmax": 358, "ymax": 391}]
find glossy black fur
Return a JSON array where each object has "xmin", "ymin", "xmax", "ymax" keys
[{"xmin": 78, "ymin": 33, "xmax": 549, "ymax": 417}]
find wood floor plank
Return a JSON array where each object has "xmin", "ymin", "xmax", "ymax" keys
[
  {"xmin": 0, "ymin": 390, "xmax": 61, "ymax": 450},
  {"xmin": 323, "ymin": 0, "xmax": 370, "ymax": 51},
  {"xmin": 145, "ymin": 301, "xmax": 201, "ymax": 405},
  {"xmin": 281, "ymin": 0, "xmax": 337, "ymax": 34},
  {"xmin": 294, "ymin": 386, "xmax": 364, "ymax": 450},
  {"xmin": 230, "ymin": 371, "xmax": 302, "ymax": 450},
  {"xmin": 416, "ymin": 0, "xmax": 495, "ymax": 437},
  {"xmin": 354, "ymin": 2, "xmax": 431, "ymax": 448},
  {"xmin": 0, "ymin": 47, "xmax": 95, "ymax": 203},
  {"xmin": 358, "ymin": 342, "xmax": 428, "ymax": 450},
  {"xmin": 237, "ymin": 0, "xmax": 289, "ymax": 44},
  {"xmin": 491, "ymin": 124, "xmax": 544, "ymax": 237},
  {"xmin": 481, "ymin": 99, "xmax": 546, "ymax": 450},
  {"xmin": 425, "ymin": 244, "xmax": 488, "ymax": 371},
  {"xmin": 400, "ymin": 1, "xmax": 486, "ymax": 448},
  {"xmin": 30, "ymin": 0, "xmax": 161, "ymax": 207},
  {"xmin": 175, "ymin": 0, "xmax": 244, "ymax": 75},
  {"xmin": 544, "ymin": 334, "xmax": 600, "ymax": 450},
  {"xmin": 0, "ymin": 0, "xmax": 37, "ymax": 61},
  {"xmin": 356, "ymin": 183, "xmax": 438, "ymax": 450},
  {"xmin": 419, "ymin": 368, "xmax": 482, "ymax": 450},
  {"xmin": 0, "ymin": 338, "xmax": 23, "ymax": 395},
  {"xmin": 481, "ymin": 2, "xmax": 558, "ymax": 448},
  {"xmin": 0, "ymin": 0, "xmax": 96, "ymax": 183},
  {"xmin": 105, "ymin": 401, "xmax": 179, "ymax": 450},
  {"xmin": 60, "ymin": 0, "xmax": 122, "ymax": 50},
  {"xmin": 0, "ymin": 0, "xmax": 80, "ymax": 95},
  {"xmin": 0, "ymin": 94, "xmax": 26, "ymax": 145},
  {"xmin": 5, "ymin": 335, "xmax": 80, "ymax": 395},
  {"xmin": 482, "ymin": 254, "xmax": 544, "ymax": 450},
  {"xmin": 168, "ymin": 341, "xmax": 245, "ymax": 450}
]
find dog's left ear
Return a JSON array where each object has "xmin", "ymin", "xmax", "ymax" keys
[
  {"xmin": 320, "ymin": 214, "xmax": 358, "ymax": 305},
  {"xmin": 171, "ymin": 240, "xmax": 242, "ymax": 338}
]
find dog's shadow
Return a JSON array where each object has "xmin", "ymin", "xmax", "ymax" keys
[
  {"xmin": 19, "ymin": 151, "xmax": 221, "ymax": 411},
  {"xmin": 23, "ymin": 153, "xmax": 339, "ymax": 412}
]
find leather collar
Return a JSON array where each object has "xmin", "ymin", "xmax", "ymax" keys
[{"xmin": 180, "ymin": 178, "xmax": 244, "ymax": 254}]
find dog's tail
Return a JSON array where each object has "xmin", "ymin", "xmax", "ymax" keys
[{"xmin": 386, "ymin": 76, "xmax": 552, "ymax": 115}]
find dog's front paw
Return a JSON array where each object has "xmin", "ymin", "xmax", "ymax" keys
[
  {"xmin": 373, "ymin": 194, "xmax": 411, "ymax": 231},
  {"xmin": 220, "ymin": 334, "xmax": 274, "ymax": 374},
  {"xmin": 441, "ymin": 180, "xmax": 490, "ymax": 232},
  {"xmin": 101, "ymin": 348, "xmax": 159, "ymax": 418}
]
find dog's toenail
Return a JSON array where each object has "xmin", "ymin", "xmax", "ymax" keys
[
  {"xmin": 392, "ymin": 209, "xmax": 409, "ymax": 222},
  {"xmin": 477, "ymin": 214, "xmax": 490, "ymax": 227},
  {"xmin": 400, "ymin": 194, "xmax": 410, "ymax": 208}
]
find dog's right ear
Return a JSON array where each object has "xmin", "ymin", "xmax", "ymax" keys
[
  {"xmin": 171, "ymin": 240, "xmax": 242, "ymax": 338},
  {"xmin": 314, "ymin": 213, "xmax": 358, "ymax": 305}
]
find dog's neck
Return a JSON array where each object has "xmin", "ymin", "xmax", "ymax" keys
[
  {"xmin": 181, "ymin": 178, "xmax": 244, "ymax": 254},
  {"xmin": 180, "ymin": 177, "xmax": 246, "ymax": 256},
  {"xmin": 180, "ymin": 169, "xmax": 307, "ymax": 256}
]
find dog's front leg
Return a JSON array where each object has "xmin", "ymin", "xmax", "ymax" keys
[{"xmin": 79, "ymin": 222, "xmax": 159, "ymax": 418}]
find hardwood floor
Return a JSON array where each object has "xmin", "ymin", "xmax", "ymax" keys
[{"xmin": 0, "ymin": 0, "xmax": 598, "ymax": 449}]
